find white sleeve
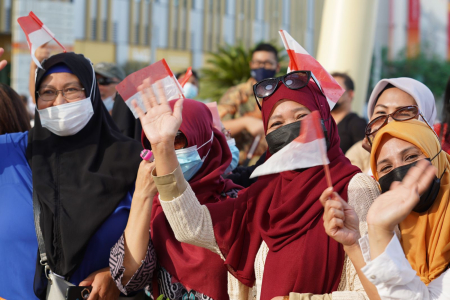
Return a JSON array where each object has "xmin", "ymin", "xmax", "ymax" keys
[{"xmin": 359, "ymin": 234, "xmax": 450, "ymax": 300}]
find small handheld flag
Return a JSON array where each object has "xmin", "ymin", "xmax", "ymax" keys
[
  {"xmin": 205, "ymin": 102, "xmax": 223, "ymax": 130},
  {"xmin": 116, "ymin": 59, "xmax": 184, "ymax": 118},
  {"xmin": 250, "ymin": 111, "xmax": 332, "ymax": 187},
  {"xmin": 17, "ymin": 11, "xmax": 66, "ymax": 69},
  {"xmin": 179, "ymin": 67, "xmax": 193, "ymax": 88},
  {"xmin": 279, "ymin": 30, "xmax": 344, "ymax": 111}
]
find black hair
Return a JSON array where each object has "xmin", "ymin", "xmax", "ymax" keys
[
  {"xmin": 252, "ymin": 43, "xmax": 278, "ymax": 62},
  {"xmin": 331, "ymin": 72, "xmax": 354, "ymax": 91},
  {"xmin": 441, "ymin": 76, "xmax": 450, "ymax": 141},
  {"xmin": 175, "ymin": 69, "xmax": 199, "ymax": 80}
]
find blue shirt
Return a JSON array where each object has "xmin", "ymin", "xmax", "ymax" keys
[
  {"xmin": 0, "ymin": 132, "xmax": 37, "ymax": 300},
  {"xmin": 0, "ymin": 132, "xmax": 133, "ymax": 299}
]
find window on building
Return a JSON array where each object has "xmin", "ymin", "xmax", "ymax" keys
[{"xmin": 92, "ymin": 18, "xmax": 97, "ymax": 40}]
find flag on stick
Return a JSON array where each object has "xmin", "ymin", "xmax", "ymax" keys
[
  {"xmin": 250, "ymin": 111, "xmax": 332, "ymax": 187},
  {"xmin": 116, "ymin": 59, "xmax": 183, "ymax": 118},
  {"xmin": 17, "ymin": 11, "xmax": 66, "ymax": 69},
  {"xmin": 205, "ymin": 102, "xmax": 223, "ymax": 130},
  {"xmin": 179, "ymin": 67, "xmax": 193, "ymax": 88},
  {"xmin": 279, "ymin": 30, "xmax": 344, "ymax": 110}
]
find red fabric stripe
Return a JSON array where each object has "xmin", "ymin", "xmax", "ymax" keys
[{"xmin": 17, "ymin": 15, "xmax": 41, "ymax": 35}]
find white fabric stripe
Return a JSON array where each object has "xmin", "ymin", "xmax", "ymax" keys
[
  {"xmin": 280, "ymin": 30, "xmax": 310, "ymax": 55},
  {"xmin": 124, "ymin": 75, "xmax": 183, "ymax": 119},
  {"xmin": 327, "ymin": 98, "xmax": 336, "ymax": 110},
  {"xmin": 250, "ymin": 137, "xmax": 329, "ymax": 178},
  {"xmin": 28, "ymin": 28, "xmax": 53, "ymax": 69}
]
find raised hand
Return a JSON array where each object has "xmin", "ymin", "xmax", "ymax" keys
[
  {"xmin": 367, "ymin": 159, "xmax": 436, "ymax": 232},
  {"xmin": 0, "ymin": 48, "xmax": 7, "ymax": 71},
  {"xmin": 320, "ymin": 187, "xmax": 360, "ymax": 247},
  {"xmin": 133, "ymin": 79, "xmax": 184, "ymax": 149}
]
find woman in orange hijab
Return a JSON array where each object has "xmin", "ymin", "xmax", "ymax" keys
[{"xmin": 323, "ymin": 119, "xmax": 450, "ymax": 299}]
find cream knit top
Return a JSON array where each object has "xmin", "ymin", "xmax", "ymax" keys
[{"xmin": 154, "ymin": 168, "xmax": 379, "ymax": 300}]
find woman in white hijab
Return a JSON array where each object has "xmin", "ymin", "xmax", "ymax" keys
[{"xmin": 346, "ymin": 77, "xmax": 436, "ymax": 173}]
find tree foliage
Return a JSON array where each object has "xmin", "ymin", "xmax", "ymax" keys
[
  {"xmin": 198, "ymin": 43, "xmax": 288, "ymax": 102},
  {"xmin": 379, "ymin": 48, "xmax": 450, "ymax": 100}
]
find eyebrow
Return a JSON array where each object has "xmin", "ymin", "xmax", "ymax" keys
[
  {"xmin": 40, "ymin": 81, "xmax": 81, "ymax": 89},
  {"xmin": 374, "ymin": 104, "xmax": 388, "ymax": 110},
  {"xmin": 269, "ymin": 107, "xmax": 309, "ymax": 122},
  {"xmin": 377, "ymin": 146, "xmax": 420, "ymax": 168}
]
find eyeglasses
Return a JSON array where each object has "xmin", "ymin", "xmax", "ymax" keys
[
  {"xmin": 97, "ymin": 77, "xmax": 120, "ymax": 86},
  {"xmin": 365, "ymin": 105, "xmax": 436, "ymax": 145},
  {"xmin": 253, "ymin": 70, "xmax": 312, "ymax": 109},
  {"xmin": 37, "ymin": 87, "xmax": 86, "ymax": 102}
]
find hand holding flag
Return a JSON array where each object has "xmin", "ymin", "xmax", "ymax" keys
[
  {"xmin": 17, "ymin": 11, "xmax": 66, "ymax": 69},
  {"xmin": 250, "ymin": 111, "xmax": 332, "ymax": 188},
  {"xmin": 279, "ymin": 30, "xmax": 344, "ymax": 110},
  {"xmin": 116, "ymin": 59, "xmax": 184, "ymax": 118}
]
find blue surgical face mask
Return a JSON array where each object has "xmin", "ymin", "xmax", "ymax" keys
[
  {"xmin": 183, "ymin": 82, "xmax": 198, "ymax": 99},
  {"xmin": 225, "ymin": 138, "xmax": 239, "ymax": 174},
  {"xmin": 176, "ymin": 132, "xmax": 214, "ymax": 181},
  {"xmin": 251, "ymin": 68, "xmax": 277, "ymax": 82}
]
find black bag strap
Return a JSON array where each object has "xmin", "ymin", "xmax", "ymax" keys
[{"xmin": 33, "ymin": 192, "xmax": 48, "ymax": 266}]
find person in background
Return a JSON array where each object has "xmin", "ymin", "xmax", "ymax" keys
[
  {"xmin": 0, "ymin": 84, "xmax": 31, "ymax": 134},
  {"xmin": 218, "ymin": 43, "xmax": 279, "ymax": 164},
  {"xmin": 94, "ymin": 62, "xmax": 126, "ymax": 114},
  {"xmin": 0, "ymin": 49, "xmax": 35, "ymax": 299},
  {"xmin": 331, "ymin": 72, "xmax": 367, "ymax": 154},
  {"xmin": 176, "ymin": 69, "xmax": 200, "ymax": 99},
  {"xmin": 346, "ymin": 77, "xmax": 436, "ymax": 174},
  {"xmin": 435, "ymin": 75, "xmax": 450, "ymax": 153}
]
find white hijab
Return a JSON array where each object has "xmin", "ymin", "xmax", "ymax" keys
[{"xmin": 367, "ymin": 78, "xmax": 437, "ymax": 125}]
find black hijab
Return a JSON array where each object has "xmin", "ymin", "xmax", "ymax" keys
[{"xmin": 27, "ymin": 52, "xmax": 142, "ymax": 280}]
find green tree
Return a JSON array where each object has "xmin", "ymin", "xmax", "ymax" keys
[
  {"xmin": 378, "ymin": 48, "xmax": 450, "ymax": 100},
  {"xmin": 198, "ymin": 43, "xmax": 287, "ymax": 102}
]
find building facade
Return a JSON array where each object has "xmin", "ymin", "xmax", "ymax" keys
[{"xmin": 0, "ymin": 0, "xmax": 325, "ymax": 97}]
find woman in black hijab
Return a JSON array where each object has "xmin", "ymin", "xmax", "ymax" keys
[{"xmin": 27, "ymin": 52, "xmax": 142, "ymax": 299}]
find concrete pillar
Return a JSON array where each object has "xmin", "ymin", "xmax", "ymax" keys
[
  {"xmin": 85, "ymin": 0, "xmax": 92, "ymax": 40},
  {"xmin": 316, "ymin": 0, "xmax": 379, "ymax": 115},
  {"xmin": 129, "ymin": 0, "xmax": 136, "ymax": 44},
  {"xmin": 107, "ymin": 0, "xmax": 113, "ymax": 42},
  {"xmin": 96, "ymin": 0, "xmax": 103, "ymax": 41}
]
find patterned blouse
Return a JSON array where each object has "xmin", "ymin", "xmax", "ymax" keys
[{"xmin": 109, "ymin": 189, "xmax": 240, "ymax": 300}]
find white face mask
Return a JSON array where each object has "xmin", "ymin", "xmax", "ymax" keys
[
  {"xmin": 38, "ymin": 98, "xmax": 94, "ymax": 136},
  {"xmin": 102, "ymin": 96, "xmax": 114, "ymax": 112}
]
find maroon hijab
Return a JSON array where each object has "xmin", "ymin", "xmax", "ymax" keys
[
  {"xmin": 206, "ymin": 81, "xmax": 361, "ymax": 300},
  {"xmin": 150, "ymin": 99, "xmax": 242, "ymax": 299}
]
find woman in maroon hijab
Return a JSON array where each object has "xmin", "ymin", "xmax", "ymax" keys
[
  {"xmin": 109, "ymin": 98, "xmax": 242, "ymax": 300},
  {"xmin": 134, "ymin": 74, "xmax": 381, "ymax": 300}
]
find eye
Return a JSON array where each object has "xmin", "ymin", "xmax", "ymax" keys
[
  {"xmin": 374, "ymin": 110, "xmax": 386, "ymax": 115},
  {"xmin": 380, "ymin": 164, "xmax": 392, "ymax": 173},
  {"xmin": 42, "ymin": 89, "xmax": 55, "ymax": 95},
  {"xmin": 269, "ymin": 121, "xmax": 282, "ymax": 129},
  {"xmin": 405, "ymin": 154, "xmax": 419, "ymax": 161},
  {"xmin": 296, "ymin": 114, "xmax": 307, "ymax": 120}
]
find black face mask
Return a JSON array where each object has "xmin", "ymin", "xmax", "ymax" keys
[
  {"xmin": 265, "ymin": 120, "xmax": 329, "ymax": 155},
  {"xmin": 378, "ymin": 158, "xmax": 442, "ymax": 213}
]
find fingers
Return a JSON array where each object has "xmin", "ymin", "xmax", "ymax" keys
[
  {"xmin": 87, "ymin": 286, "xmax": 99, "ymax": 300},
  {"xmin": 319, "ymin": 187, "xmax": 334, "ymax": 207},
  {"xmin": 401, "ymin": 160, "xmax": 435, "ymax": 193},
  {"xmin": 138, "ymin": 78, "xmax": 158, "ymax": 109},
  {"xmin": 173, "ymin": 98, "xmax": 184, "ymax": 122},
  {"xmin": 0, "ymin": 60, "xmax": 7, "ymax": 71},
  {"xmin": 323, "ymin": 198, "xmax": 344, "ymax": 223},
  {"xmin": 132, "ymin": 99, "xmax": 146, "ymax": 119},
  {"xmin": 155, "ymin": 80, "xmax": 169, "ymax": 105}
]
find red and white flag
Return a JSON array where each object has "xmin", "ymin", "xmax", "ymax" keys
[
  {"xmin": 279, "ymin": 30, "xmax": 344, "ymax": 110},
  {"xmin": 17, "ymin": 12, "xmax": 65, "ymax": 69},
  {"xmin": 250, "ymin": 111, "xmax": 331, "ymax": 185},
  {"xmin": 116, "ymin": 59, "xmax": 184, "ymax": 118},
  {"xmin": 205, "ymin": 102, "xmax": 223, "ymax": 130}
]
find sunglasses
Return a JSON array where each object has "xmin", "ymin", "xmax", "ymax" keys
[
  {"xmin": 365, "ymin": 105, "xmax": 436, "ymax": 145},
  {"xmin": 97, "ymin": 77, "xmax": 120, "ymax": 86},
  {"xmin": 253, "ymin": 70, "xmax": 312, "ymax": 109}
]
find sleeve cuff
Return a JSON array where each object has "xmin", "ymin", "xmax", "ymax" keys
[
  {"xmin": 152, "ymin": 164, "xmax": 188, "ymax": 201},
  {"xmin": 361, "ymin": 234, "xmax": 417, "ymax": 286}
]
